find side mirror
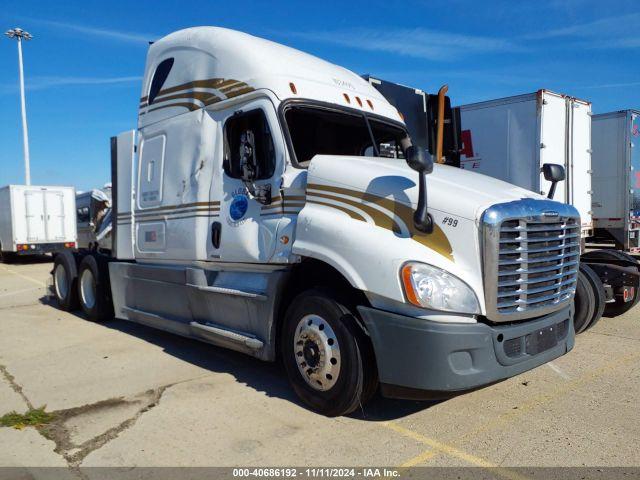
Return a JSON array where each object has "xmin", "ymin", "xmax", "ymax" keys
[
  {"xmin": 406, "ymin": 146, "xmax": 434, "ymax": 174},
  {"xmin": 239, "ymin": 130, "xmax": 257, "ymax": 182},
  {"xmin": 405, "ymin": 146, "xmax": 434, "ymax": 233},
  {"xmin": 238, "ymin": 129, "xmax": 272, "ymax": 205},
  {"xmin": 541, "ymin": 163, "xmax": 565, "ymax": 199}
]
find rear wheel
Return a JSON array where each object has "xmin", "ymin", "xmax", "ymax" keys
[
  {"xmin": 77, "ymin": 254, "xmax": 113, "ymax": 322},
  {"xmin": 52, "ymin": 252, "xmax": 79, "ymax": 311},
  {"xmin": 583, "ymin": 250, "xmax": 640, "ymax": 318},
  {"xmin": 281, "ymin": 289, "xmax": 374, "ymax": 416}
]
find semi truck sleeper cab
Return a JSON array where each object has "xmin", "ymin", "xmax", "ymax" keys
[{"xmin": 52, "ymin": 27, "xmax": 578, "ymax": 416}]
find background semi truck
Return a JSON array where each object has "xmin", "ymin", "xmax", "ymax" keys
[
  {"xmin": 0, "ymin": 185, "xmax": 76, "ymax": 261},
  {"xmin": 52, "ymin": 27, "xmax": 579, "ymax": 416},
  {"xmin": 75, "ymin": 188, "xmax": 112, "ymax": 252},
  {"xmin": 365, "ymin": 79, "xmax": 640, "ymax": 332},
  {"xmin": 591, "ymin": 110, "xmax": 640, "ymax": 252}
]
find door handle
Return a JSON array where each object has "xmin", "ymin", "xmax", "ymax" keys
[{"xmin": 211, "ymin": 221, "xmax": 222, "ymax": 249}]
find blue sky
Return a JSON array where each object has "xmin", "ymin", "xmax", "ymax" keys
[{"xmin": 1, "ymin": 0, "xmax": 639, "ymax": 190}]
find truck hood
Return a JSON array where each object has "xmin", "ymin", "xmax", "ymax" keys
[{"xmin": 307, "ymin": 155, "xmax": 542, "ymax": 221}]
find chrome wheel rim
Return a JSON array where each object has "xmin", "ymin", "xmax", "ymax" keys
[
  {"xmin": 294, "ymin": 314, "xmax": 341, "ymax": 391},
  {"xmin": 54, "ymin": 264, "xmax": 68, "ymax": 300},
  {"xmin": 80, "ymin": 269, "xmax": 96, "ymax": 310}
]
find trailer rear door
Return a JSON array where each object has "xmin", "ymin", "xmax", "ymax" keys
[
  {"xmin": 539, "ymin": 92, "xmax": 568, "ymax": 202},
  {"xmin": 24, "ymin": 190, "xmax": 46, "ymax": 242},
  {"xmin": 44, "ymin": 190, "xmax": 66, "ymax": 241},
  {"xmin": 570, "ymin": 99, "xmax": 593, "ymax": 232},
  {"xmin": 629, "ymin": 112, "xmax": 640, "ymax": 218}
]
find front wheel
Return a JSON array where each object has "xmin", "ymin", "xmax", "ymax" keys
[{"xmin": 281, "ymin": 289, "xmax": 371, "ymax": 417}]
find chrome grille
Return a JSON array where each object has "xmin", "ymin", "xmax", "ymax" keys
[{"xmin": 483, "ymin": 199, "xmax": 581, "ymax": 322}]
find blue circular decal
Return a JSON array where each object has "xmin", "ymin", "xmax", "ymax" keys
[{"xmin": 229, "ymin": 194, "xmax": 249, "ymax": 221}]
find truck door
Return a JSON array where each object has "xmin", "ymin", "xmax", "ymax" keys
[
  {"xmin": 44, "ymin": 190, "xmax": 66, "ymax": 241},
  {"xmin": 208, "ymin": 98, "xmax": 285, "ymax": 263},
  {"xmin": 24, "ymin": 190, "xmax": 46, "ymax": 242}
]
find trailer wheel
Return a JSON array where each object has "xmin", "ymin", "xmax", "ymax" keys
[
  {"xmin": 0, "ymin": 247, "xmax": 15, "ymax": 264},
  {"xmin": 52, "ymin": 251, "xmax": 79, "ymax": 311},
  {"xmin": 574, "ymin": 264, "xmax": 605, "ymax": 334},
  {"xmin": 281, "ymin": 289, "xmax": 369, "ymax": 416},
  {"xmin": 578, "ymin": 264, "xmax": 606, "ymax": 333},
  {"xmin": 77, "ymin": 255, "xmax": 113, "ymax": 322}
]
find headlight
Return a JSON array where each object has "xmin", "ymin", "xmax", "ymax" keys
[{"xmin": 401, "ymin": 262, "xmax": 480, "ymax": 314}]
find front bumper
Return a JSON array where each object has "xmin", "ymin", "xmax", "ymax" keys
[{"xmin": 358, "ymin": 304, "xmax": 574, "ymax": 399}]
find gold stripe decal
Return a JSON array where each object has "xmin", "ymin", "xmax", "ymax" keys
[
  {"xmin": 139, "ymin": 77, "xmax": 255, "ymax": 114},
  {"xmin": 307, "ymin": 183, "xmax": 454, "ymax": 261}
]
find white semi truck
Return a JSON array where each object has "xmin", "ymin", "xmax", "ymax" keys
[
  {"xmin": 52, "ymin": 27, "xmax": 579, "ymax": 416},
  {"xmin": 0, "ymin": 185, "xmax": 76, "ymax": 261}
]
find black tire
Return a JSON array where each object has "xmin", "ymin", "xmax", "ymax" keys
[
  {"xmin": 281, "ymin": 289, "xmax": 371, "ymax": 416},
  {"xmin": 0, "ymin": 248, "xmax": 15, "ymax": 264},
  {"xmin": 574, "ymin": 268, "xmax": 595, "ymax": 334},
  {"xmin": 579, "ymin": 264, "xmax": 606, "ymax": 332},
  {"xmin": 77, "ymin": 254, "xmax": 113, "ymax": 322},
  {"xmin": 52, "ymin": 252, "xmax": 79, "ymax": 311},
  {"xmin": 583, "ymin": 250, "xmax": 640, "ymax": 317}
]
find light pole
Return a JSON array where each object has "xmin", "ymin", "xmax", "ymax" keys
[{"xmin": 5, "ymin": 27, "xmax": 33, "ymax": 186}]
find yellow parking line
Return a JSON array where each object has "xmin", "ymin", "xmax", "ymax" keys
[
  {"xmin": 380, "ymin": 421, "xmax": 530, "ymax": 480},
  {"xmin": 0, "ymin": 265, "xmax": 47, "ymax": 287},
  {"xmin": 397, "ymin": 350, "xmax": 640, "ymax": 468},
  {"xmin": 400, "ymin": 449, "xmax": 438, "ymax": 467}
]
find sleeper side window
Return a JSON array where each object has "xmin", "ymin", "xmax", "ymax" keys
[
  {"xmin": 148, "ymin": 58, "xmax": 174, "ymax": 105},
  {"xmin": 223, "ymin": 109, "xmax": 276, "ymax": 180}
]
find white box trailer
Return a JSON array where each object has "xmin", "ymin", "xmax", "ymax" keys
[
  {"xmin": 591, "ymin": 110, "xmax": 640, "ymax": 252},
  {"xmin": 0, "ymin": 185, "xmax": 76, "ymax": 259},
  {"xmin": 458, "ymin": 90, "xmax": 593, "ymax": 238}
]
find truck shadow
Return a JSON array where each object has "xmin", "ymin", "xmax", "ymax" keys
[
  {"xmin": 2, "ymin": 254, "xmax": 53, "ymax": 264},
  {"xmin": 40, "ymin": 295, "xmax": 439, "ymax": 420}
]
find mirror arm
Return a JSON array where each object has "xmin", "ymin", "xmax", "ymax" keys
[
  {"xmin": 547, "ymin": 181, "xmax": 557, "ymax": 199},
  {"xmin": 413, "ymin": 171, "xmax": 433, "ymax": 233}
]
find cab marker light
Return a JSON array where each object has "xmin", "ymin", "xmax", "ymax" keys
[
  {"xmin": 343, "ymin": 93, "xmax": 351, "ymax": 104},
  {"xmin": 355, "ymin": 96, "xmax": 363, "ymax": 107},
  {"xmin": 367, "ymin": 99, "xmax": 374, "ymax": 110},
  {"xmin": 289, "ymin": 82, "xmax": 297, "ymax": 94}
]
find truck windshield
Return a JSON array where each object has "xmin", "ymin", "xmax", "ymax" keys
[{"xmin": 284, "ymin": 104, "xmax": 408, "ymax": 167}]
